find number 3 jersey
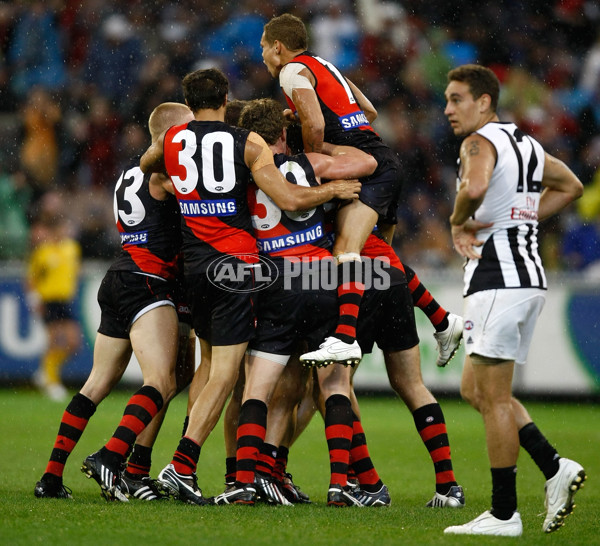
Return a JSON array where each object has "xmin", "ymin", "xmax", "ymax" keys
[
  {"xmin": 163, "ymin": 120, "xmax": 257, "ymax": 272},
  {"xmin": 109, "ymin": 161, "xmax": 182, "ymax": 280},
  {"xmin": 459, "ymin": 122, "xmax": 547, "ymax": 296}
]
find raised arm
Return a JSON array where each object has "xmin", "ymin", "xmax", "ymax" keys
[
  {"xmin": 538, "ymin": 152, "xmax": 584, "ymax": 222},
  {"xmin": 245, "ymin": 132, "xmax": 360, "ymax": 211}
]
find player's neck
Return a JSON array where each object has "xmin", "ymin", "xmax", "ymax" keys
[{"xmin": 194, "ymin": 107, "xmax": 225, "ymax": 122}]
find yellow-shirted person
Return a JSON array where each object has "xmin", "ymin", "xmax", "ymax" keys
[{"xmin": 27, "ymin": 206, "xmax": 82, "ymax": 401}]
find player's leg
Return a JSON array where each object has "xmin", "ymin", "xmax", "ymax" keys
[
  {"xmin": 223, "ymin": 359, "xmax": 245, "ymax": 489},
  {"xmin": 301, "ymin": 201, "xmax": 377, "ymax": 366},
  {"xmin": 403, "ymin": 264, "xmax": 463, "ymax": 367},
  {"xmin": 346, "ymin": 386, "xmax": 390, "ymax": 506},
  {"xmin": 384, "ymin": 346, "xmax": 463, "ymax": 508},
  {"xmin": 83, "ymin": 304, "xmax": 178, "ymax": 501},
  {"xmin": 35, "ymin": 332, "xmax": 131, "ymax": 499},
  {"xmin": 315, "ymin": 363, "xmax": 361, "ymax": 506},
  {"xmin": 445, "ymin": 355, "xmax": 523, "ymax": 537},
  {"xmin": 122, "ymin": 322, "xmax": 196, "ymax": 500},
  {"xmin": 215, "ymin": 352, "xmax": 291, "ymax": 505},
  {"xmin": 160, "ymin": 341, "xmax": 247, "ymax": 505},
  {"xmin": 263, "ymin": 356, "xmax": 312, "ymax": 503}
]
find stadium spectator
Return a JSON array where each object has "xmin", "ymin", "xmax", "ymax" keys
[
  {"xmin": 26, "ymin": 191, "xmax": 82, "ymax": 402},
  {"xmin": 0, "ymin": 1, "xmax": 598, "ymax": 285}
]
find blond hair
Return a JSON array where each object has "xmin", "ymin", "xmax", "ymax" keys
[{"xmin": 148, "ymin": 102, "xmax": 193, "ymax": 141}]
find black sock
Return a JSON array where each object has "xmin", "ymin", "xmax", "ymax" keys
[
  {"xmin": 490, "ymin": 466, "xmax": 517, "ymax": 520},
  {"xmin": 519, "ymin": 422, "xmax": 560, "ymax": 480},
  {"xmin": 125, "ymin": 444, "xmax": 152, "ymax": 478},
  {"xmin": 225, "ymin": 456, "xmax": 237, "ymax": 484}
]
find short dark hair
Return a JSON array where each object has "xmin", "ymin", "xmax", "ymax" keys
[
  {"xmin": 182, "ymin": 68, "xmax": 229, "ymax": 111},
  {"xmin": 447, "ymin": 64, "xmax": 500, "ymax": 112},
  {"xmin": 224, "ymin": 99, "xmax": 249, "ymax": 126},
  {"xmin": 264, "ymin": 13, "xmax": 308, "ymax": 51},
  {"xmin": 238, "ymin": 98, "xmax": 287, "ymax": 145}
]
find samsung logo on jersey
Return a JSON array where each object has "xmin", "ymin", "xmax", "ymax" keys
[
  {"xmin": 257, "ymin": 224, "xmax": 324, "ymax": 253},
  {"xmin": 339, "ymin": 111, "xmax": 369, "ymax": 130},
  {"xmin": 180, "ymin": 199, "xmax": 237, "ymax": 217},
  {"xmin": 120, "ymin": 231, "xmax": 148, "ymax": 245}
]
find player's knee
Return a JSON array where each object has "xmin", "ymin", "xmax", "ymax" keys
[{"xmin": 460, "ymin": 383, "xmax": 480, "ymax": 410}]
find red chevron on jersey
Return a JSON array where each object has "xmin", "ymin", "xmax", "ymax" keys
[
  {"xmin": 361, "ymin": 234, "xmax": 405, "ymax": 274},
  {"xmin": 284, "ymin": 53, "xmax": 375, "ymax": 135},
  {"xmin": 123, "ymin": 245, "xmax": 180, "ymax": 279},
  {"xmin": 111, "ymin": 162, "xmax": 183, "ymax": 279},
  {"xmin": 183, "ymin": 213, "xmax": 258, "ymax": 263}
]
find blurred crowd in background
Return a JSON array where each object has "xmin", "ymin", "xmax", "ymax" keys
[{"xmin": 1, "ymin": 0, "xmax": 600, "ymax": 273}]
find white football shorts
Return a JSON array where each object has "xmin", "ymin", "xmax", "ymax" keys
[{"xmin": 463, "ymin": 288, "xmax": 546, "ymax": 365}]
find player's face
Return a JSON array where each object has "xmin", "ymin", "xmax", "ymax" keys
[
  {"xmin": 444, "ymin": 81, "xmax": 484, "ymax": 137},
  {"xmin": 260, "ymin": 32, "xmax": 281, "ymax": 77}
]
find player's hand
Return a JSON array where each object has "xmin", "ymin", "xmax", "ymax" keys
[
  {"xmin": 451, "ymin": 219, "xmax": 493, "ymax": 259},
  {"xmin": 327, "ymin": 179, "xmax": 361, "ymax": 200},
  {"xmin": 283, "ymin": 109, "xmax": 297, "ymax": 123}
]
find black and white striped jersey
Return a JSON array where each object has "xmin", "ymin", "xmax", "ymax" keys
[{"xmin": 458, "ymin": 122, "xmax": 547, "ymax": 296}]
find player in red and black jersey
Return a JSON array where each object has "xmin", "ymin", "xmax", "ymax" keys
[
  {"xmin": 210, "ymin": 97, "xmax": 376, "ymax": 506},
  {"xmin": 140, "ymin": 68, "xmax": 361, "ymax": 505},
  {"xmin": 35, "ymin": 103, "xmax": 196, "ymax": 502},
  {"xmin": 261, "ymin": 13, "xmax": 404, "ymax": 366}
]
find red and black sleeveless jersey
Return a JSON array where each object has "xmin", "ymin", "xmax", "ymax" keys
[
  {"xmin": 109, "ymin": 161, "xmax": 181, "ymax": 280},
  {"xmin": 163, "ymin": 120, "xmax": 258, "ymax": 271},
  {"xmin": 248, "ymin": 152, "xmax": 331, "ymax": 259},
  {"xmin": 283, "ymin": 52, "xmax": 386, "ymax": 152},
  {"xmin": 361, "ymin": 232, "xmax": 407, "ymax": 286}
]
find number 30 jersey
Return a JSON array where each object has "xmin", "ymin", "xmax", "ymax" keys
[
  {"xmin": 163, "ymin": 120, "xmax": 258, "ymax": 272},
  {"xmin": 110, "ymin": 160, "xmax": 182, "ymax": 280},
  {"xmin": 459, "ymin": 122, "xmax": 547, "ymax": 296}
]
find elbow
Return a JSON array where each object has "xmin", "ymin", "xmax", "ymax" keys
[
  {"xmin": 275, "ymin": 195, "xmax": 302, "ymax": 212},
  {"xmin": 364, "ymin": 156, "xmax": 377, "ymax": 175},
  {"xmin": 573, "ymin": 180, "xmax": 584, "ymax": 201},
  {"xmin": 139, "ymin": 154, "xmax": 152, "ymax": 173}
]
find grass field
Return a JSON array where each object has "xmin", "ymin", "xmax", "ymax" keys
[{"xmin": 0, "ymin": 387, "xmax": 597, "ymax": 545}]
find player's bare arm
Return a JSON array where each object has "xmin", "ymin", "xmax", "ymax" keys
[
  {"xmin": 148, "ymin": 172, "xmax": 174, "ymax": 199},
  {"xmin": 293, "ymin": 87, "xmax": 324, "ymax": 153},
  {"xmin": 450, "ymin": 134, "xmax": 496, "ymax": 259},
  {"xmin": 449, "ymin": 134, "xmax": 496, "ymax": 226},
  {"xmin": 307, "ymin": 144, "xmax": 377, "ymax": 180},
  {"xmin": 140, "ymin": 132, "xmax": 166, "ymax": 174},
  {"xmin": 347, "ymin": 79, "xmax": 377, "ymax": 123},
  {"xmin": 245, "ymin": 132, "xmax": 360, "ymax": 211},
  {"xmin": 538, "ymin": 152, "xmax": 583, "ymax": 222}
]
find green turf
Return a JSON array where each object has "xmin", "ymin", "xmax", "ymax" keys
[{"xmin": 0, "ymin": 388, "xmax": 597, "ymax": 545}]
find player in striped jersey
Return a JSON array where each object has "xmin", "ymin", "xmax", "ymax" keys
[{"xmin": 442, "ymin": 64, "xmax": 585, "ymax": 537}]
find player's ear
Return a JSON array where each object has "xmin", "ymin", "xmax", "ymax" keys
[{"xmin": 479, "ymin": 93, "xmax": 492, "ymax": 113}]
